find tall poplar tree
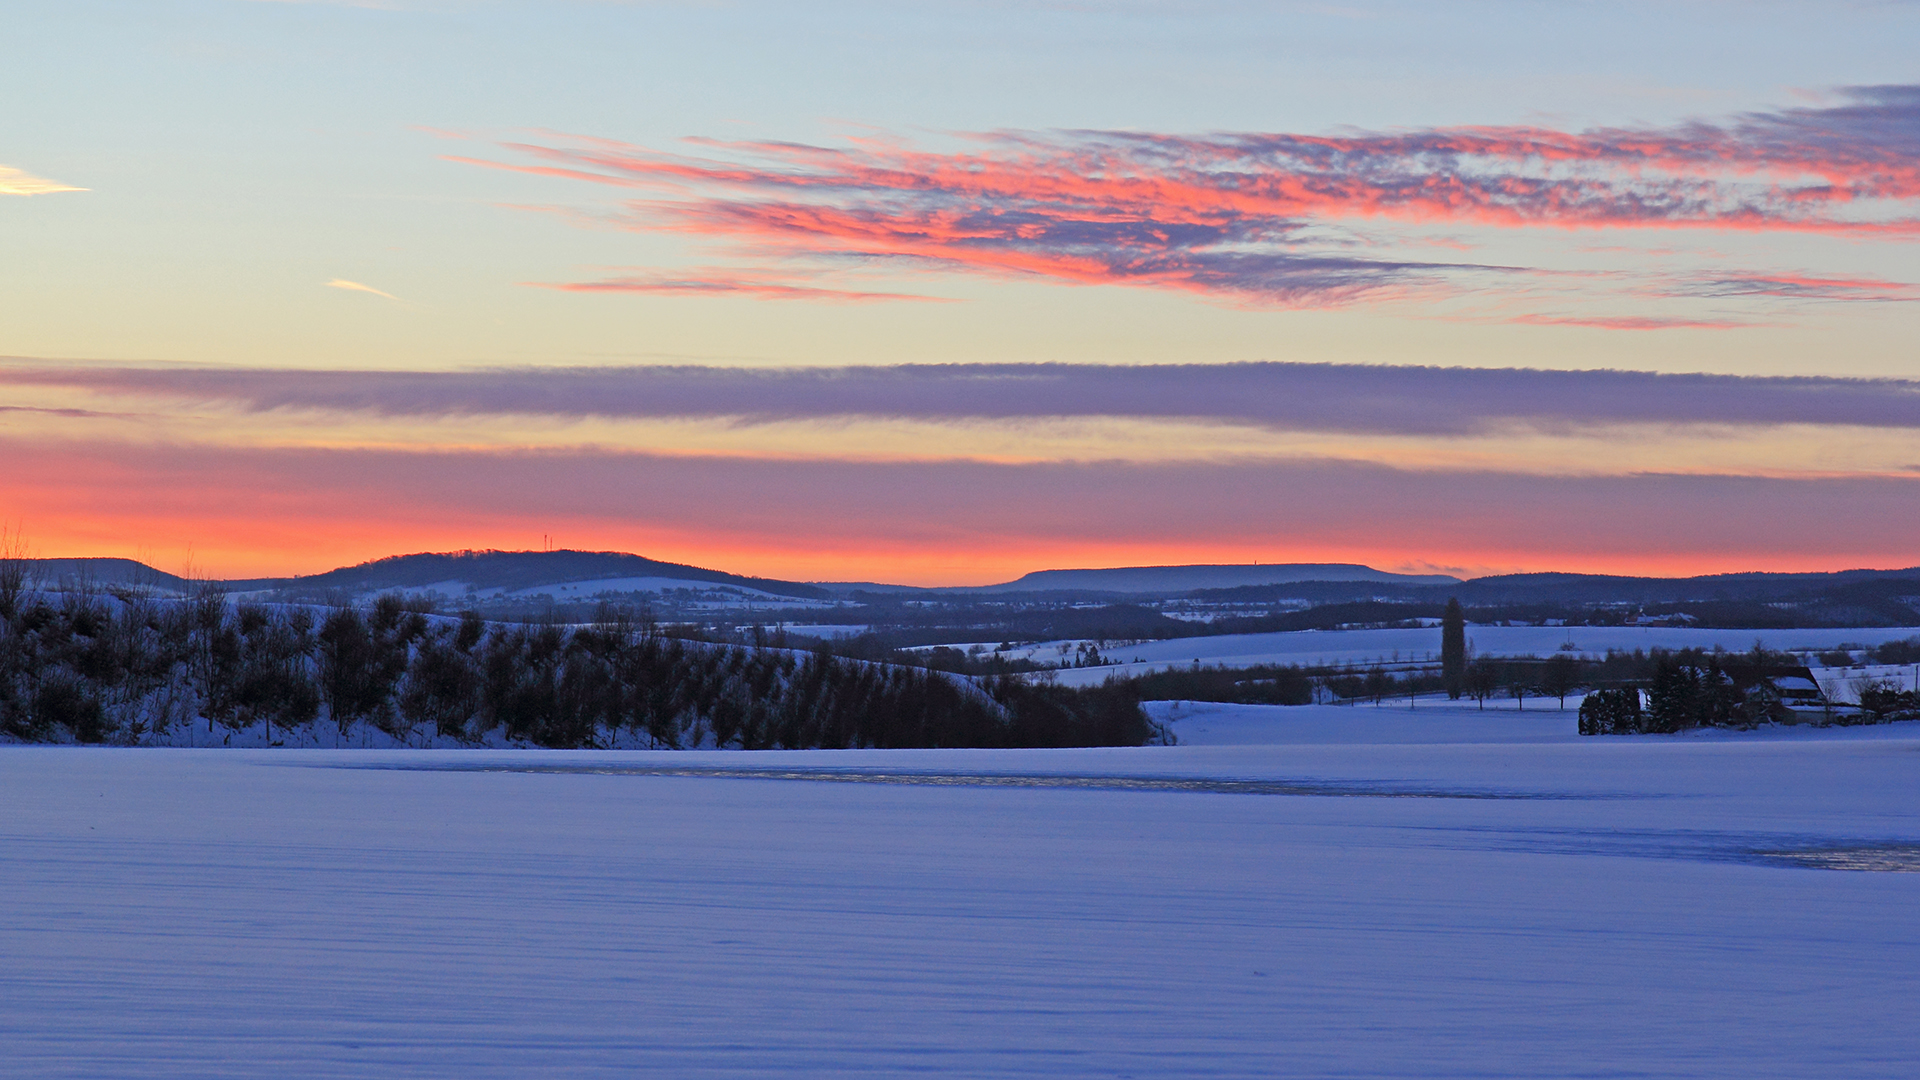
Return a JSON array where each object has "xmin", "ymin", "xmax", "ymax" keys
[{"xmin": 1441, "ymin": 597, "xmax": 1466, "ymax": 700}]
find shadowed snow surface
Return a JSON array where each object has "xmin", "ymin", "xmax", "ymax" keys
[{"xmin": 3, "ymin": 717, "xmax": 1918, "ymax": 1077}]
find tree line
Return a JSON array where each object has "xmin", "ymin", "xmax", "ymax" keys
[
  {"xmin": 0, "ymin": 578, "xmax": 1151, "ymax": 749},
  {"xmin": 1580, "ymin": 646, "xmax": 1920, "ymax": 735},
  {"xmin": 1097, "ymin": 653, "xmax": 1582, "ymax": 710}
]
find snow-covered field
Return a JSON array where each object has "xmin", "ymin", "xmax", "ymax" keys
[
  {"xmin": 1151, "ymin": 695, "xmax": 1591, "ymax": 744},
  {"xmin": 1150, "ymin": 694, "xmax": 1920, "ymax": 744},
  {"xmin": 1028, "ymin": 623, "xmax": 1920, "ymax": 686},
  {"xmin": 771, "ymin": 622, "xmax": 870, "ymax": 639},
  {"xmin": 4, "ymin": 714, "xmax": 1918, "ymax": 1077}
]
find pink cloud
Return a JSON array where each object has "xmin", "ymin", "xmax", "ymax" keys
[{"xmin": 456, "ymin": 86, "xmax": 1920, "ymax": 310}]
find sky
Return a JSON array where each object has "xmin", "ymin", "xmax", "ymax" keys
[{"xmin": 4, "ymin": 0, "xmax": 1919, "ymax": 584}]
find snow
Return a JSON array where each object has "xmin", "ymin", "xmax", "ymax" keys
[
  {"xmin": 495, "ymin": 576, "xmax": 831, "ymax": 605},
  {"xmin": 1813, "ymin": 665, "xmax": 1920, "ymax": 703},
  {"xmin": 5, "ymin": 722, "xmax": 1919, "ymax": 1077},
  {"xmin": 771, "ymin": 622, "xmax": 870, "ymax": 638},
  {"xmin": 357, "ymin": 576, "xmax": 838, "ymax": 607},
  {"xmin": 393, "ymin": 577, "xmax": 479, "ymax": 598},
  {"xmin": 1031, "ymin": 624, "xmax": 1920, "ymax": 686},
  {"xmin": 1147, "ymin": 696, "xmax": 1589, "ymax": 744},
  {"xmin": 1148, "ymin": 694, "xmax": 1920, "ymax": 746}
]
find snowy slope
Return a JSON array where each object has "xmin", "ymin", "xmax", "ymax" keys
[
  {"xmin": 457, "ymin": 575, "xmax": 839, "ymax": 608},
  {"xmin": 3, "ymin": 729, "xmax": 1918, "ymax": 1078}
]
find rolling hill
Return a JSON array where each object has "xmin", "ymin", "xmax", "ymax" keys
[{"xmin": 971, "ymin": 563, "xmax": 1460, "ymax": 594}]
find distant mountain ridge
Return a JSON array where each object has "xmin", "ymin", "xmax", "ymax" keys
[
  {"xmin": 16, "ymin": 552, "xmax": 1920, "ymax": 621},
  {"xmin": 15, "ymin": 550, "xmax": 832, "ymax": 601},
  {"xmin": 971, "ymin": 563, "xmax": 1460, "ymax": 594},
  {"xmin": 273, "ymin": 550, "xmax": 833, "ymax": 600},
  {"xmin": 1433, "ymin": 568, "xmax": 1920, "ymax": 605},
  {"xmin": 13, "ymin": 558, "xmax": 190, "ymax": 592},
  {"xmin": 1181, "ymin": 567, "xmax": 1920, "ymax": 629},
  {"xmin": 18, "ymin": 553, "xmax": 1460, "ymax": 600}
]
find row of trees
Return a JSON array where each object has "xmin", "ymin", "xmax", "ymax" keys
[
  {"xmin": 1153, "ymin": 639, "xmax": 1917, "ymax": 724},
  {"xmin": 0, "ymin": 583, "xmax": 1152, "ymax": 749},
  {"xmin": 1818, "ymin": 639, "xmax": 1920, "ymax": 667},
  {"xmin": 1318, "ymin": 653, "xmax": 1582, "ymax": 710},
  {"xmin": 1438, "ymin": 598, "xmax": 1581, "ymax": 707},
  {"xmin": 1856, "ymin": 682, "xmax": 1920, "ymax": 721},
  {"xmin": 1115, "ymin": 663, "xmax": 1316, "ymax": 706},
  {"xmin": 1103, "ymin": 652, "xmax": 1586, "ymax": 711},
  {"xmin": 1580, "ymin": 651, "xmax": 1775, "ymax": 735},
  {"xmin": 1579, "ymin": 648, "xmax": 1920, "ymax": 735},
  {"xmin": 1576, "ymin": 660, "xmax": 1787, "ymax": 735}
]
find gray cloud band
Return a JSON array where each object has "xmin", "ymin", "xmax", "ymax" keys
[
  {"xmin": 8, "ymin": 361, "xmax": 1920, "ymax": 436},
  {"xmin": 8, "ymin": 439, "xmax": 1919, "ymax": 556}
]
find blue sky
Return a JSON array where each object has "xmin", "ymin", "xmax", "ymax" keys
[{"xmin": 4, "ymin": 1, "xmax": 1919, "ymax": 580}]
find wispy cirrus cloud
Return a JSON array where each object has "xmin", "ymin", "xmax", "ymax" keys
[
  {"xmin": 13, "ymin": 360, "xmax": 1920, "ymax": 437},
  {"xmin": 326, "ymin": 278, "xmax": 402, "ymax": 301},
  {"xmin": 529, "ymin": 268, "xmax": 952, "ymax": 303},
  {"xmin": 1663, "ymin": 272, "xmax": 1920, "ymax": 302},
  {"xmin": 453, "ymin": 86, "xmax": 1920, "ymax": 314},
  {"xmin": 0, "ymin": 165, "xmax": 87, "ymax": 196},
  {"xmin": 1506, "ymin": 314, "xmax": 1759, "ymax": 331}
]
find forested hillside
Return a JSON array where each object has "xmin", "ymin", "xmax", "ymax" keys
[
  {"xmin": 0, "ymin": 571, "xmax": 1150, "ymax": 749},
  {"xmin": 271, "ymin": 548, "xmax": 832, "ymax": 601}
]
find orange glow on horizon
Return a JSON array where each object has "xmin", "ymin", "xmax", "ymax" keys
[
  {"xmin": 12, "ymin": 517, "xmax": 1915, "ymax": 588},
  {"xmin": 8, "ymin": 437, "xmax": 1917, "ymax": 586}
]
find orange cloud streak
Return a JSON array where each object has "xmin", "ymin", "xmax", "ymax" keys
[{"xmin": 458, "ymin": 87, "xmax": 1920, "ymax": 315}]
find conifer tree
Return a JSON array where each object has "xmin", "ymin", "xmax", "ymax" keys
[{"xmin": 1441, "ymin": 597, "xmax": 1466, "ymax": 699}]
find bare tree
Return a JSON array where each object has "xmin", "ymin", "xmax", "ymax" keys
[
  {"xmin": 1541, "ymin": 653, "xmax": 1581, "ymax": 710},
  {"xmin": 1466, "ymin": 656, "xmax": 1500, "ymax": 709},
  {"xmin": 1506, "ymin": 675, "xmax": 1530, "ymax": 712},
  {"xmin": 0, "ymin": 522, "xmax": 32, "ymax": 621}
]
